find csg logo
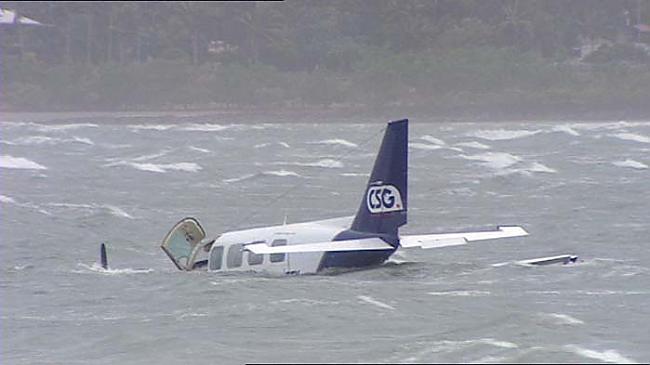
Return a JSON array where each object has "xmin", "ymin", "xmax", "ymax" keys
[{"xmin": 366, "ymin": 184, "xmax": 404, "ymax": 214}]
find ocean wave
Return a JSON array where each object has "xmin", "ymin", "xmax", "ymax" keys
[
  {"xmin": 308, "ymin": 139, "xmax": 358, "ymax": 148},
  {"xmin": 409, "ymin": 142, "xmax": 443, "ymax": 151},
  {"xmin": 276, "ymin": 159, "xmax": 344, "ymax": 168},
  {"xmin": 223, "ymin": 170, "xmax": 303, "ymax": 183},
  {"xmin": 179, "ymin": 123, "xmax": 230, "ymax": 132},
  {"xmin": 541, "ymin": 312, "xmax": 584, "ymax": 325},
  {"xmin": 468, "ymin": 129, "xmax": 542, "ymax": 141},
  {"xmin": 254, "ymin": 142, "xmax": 291, "ymax": 149},
  {"xmin": 420, "ymin": 135, "xmax": 446, "ymax": 145},
  {"xmin": 341, "ymin": 172, "xmax": 370, "ymax": 177},
  {"xmin": 106, "ymin": 160, "xmax": 201, "ymax": 173},
  {"xmin": 128, "ymin": 124, "xmax": 175, "ymax": 131},
  {"xmin": 564, "ymin": 345, "xmax": 636, "ymax": 364},
  {"xmin": 612, "ymin": 159, "xmax": 648, "ymax": 169},
  {"xmin": 188, "ymin": 146, "xmax": 211, "ymax": 153},
  {"xmin": 47, "ymin": 202, "xmax": 134, "ymax": 219},
  {"xmin": 0, "ymin": 195, "xmax": 52, "ymax": 215},
  {"xmin": 2, "ymin": 135, "xmax": 95, "ymax": 146},
  {"xmin": 610, "ymin": 132, "xmax": 650, "ymax": 144},
  {"xmin": 357, "ymin": 295, "xmax": 395, "ymax": 310},
  {"xmin": 75, "ymin": 263, "xmax": 153, "ymax": 275},
  {"xmin": 32, "ymin": 123, "xmax": 99, "ymax": 132},
  {"xmin": 460, "ymin": 152, "xmax": 521, "ymax": 169},
  {"xmin": 456, "ymin": 141, "xmax": 491, "ymax": 150},
  {"xmin": 427, "ymin": 290, "xmax": 491, "ymax": 297},
  {"xmin": 0, "ymin": 155, "xmax": 48, "ymax": 170},
  {"xmin": 551, "ymin": 125, "xmax": 581, "ymax": 136}
]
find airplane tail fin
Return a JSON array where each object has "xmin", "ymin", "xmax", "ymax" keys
[{"xmin": 350, "ymin": 119, "xmax": 408, "ymax": 237}]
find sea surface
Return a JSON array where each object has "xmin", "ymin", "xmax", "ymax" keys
[{"xmin": 2, "ymin": 113, "xmax": 649, "ymax": 364}]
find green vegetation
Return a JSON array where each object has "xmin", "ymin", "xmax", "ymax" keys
[{"xmin": 2, "ymin": 1, "xmax": 649, "ymax": 115}]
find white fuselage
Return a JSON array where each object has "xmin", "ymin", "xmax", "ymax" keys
[{"xmin": 206, "ymin": 216, "xmax": 366, "ymax": 275}]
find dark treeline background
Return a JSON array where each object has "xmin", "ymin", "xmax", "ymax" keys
[{"xmin": 2, "ymin": 0, "xmax": 649, "ymax": 116}]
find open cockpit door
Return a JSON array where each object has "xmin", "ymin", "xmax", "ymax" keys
[{"xmin": 161, "ymin": 217, "xmax": 206, "ymax": 271}]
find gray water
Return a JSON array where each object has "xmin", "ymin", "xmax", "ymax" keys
[{"xmin": 2, "ymin": 113, "xmax": 649, "ymax": 364}]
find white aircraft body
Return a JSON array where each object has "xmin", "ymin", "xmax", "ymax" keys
[{"xmin": 161, "ymin": 119, "xmax": 528, "ymax": 275}]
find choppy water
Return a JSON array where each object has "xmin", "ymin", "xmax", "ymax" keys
[{"xmin": 2, "ymin": 113, "xmax": 649, "ymax": 364}]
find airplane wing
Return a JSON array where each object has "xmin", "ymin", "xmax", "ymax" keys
[
  {"xmin": 244, "ymin": 238, "xmax": 394, "ymax": 254},
  {"xmin": 399, "ymin": 225, "xmax": 527, "ymax": 249}
]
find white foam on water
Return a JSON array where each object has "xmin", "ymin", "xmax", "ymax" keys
[
  {"xmin": 409, "ymin": 142, "xmax": 443, "ymax": 151},
  {"xmin": 610, "ymin": 133, "xmax": 650, "ymax": 144},
  {"xmin": 357, "ymin": 295, "xmax": 395, "ymax": 310},
  {"xmin": 263, "ymin": 170, "xmax": 302, "ymax": 178},
  {"xmin": 427, "ymin": 290, "xmax": 491, "ymax": 297},
  {"xmin": 341, "ymin": 172, "xmax": 370, "ymax": 177},
  {"xmin": 130, "ymin": 149, "xmax": 172, "ymax": 162},
  {"xmin": 420, "ymin": 135, "xmax": 446, "ymax": 145},
  {"xmin": 0, "ymin": 155, "xmax": 48, "ymax": 170},
  {"xmin": 612, "ymin": 159, "xmax": 648, "ymax": 170},
  {"xmin": 47, "ymin": 202, "xmax": 134, "ymax": 219},
  {"xmin": 33, "ymin": 123, "xmax": 99, "ymax": 132},
  {"xmin": 525, "ymin": 162, "xmax": 558, "ymax": 174},
  {"xmin": 180, "ymin": 123, "xmax": 229, "ymax": 132},
  {"xmin": 254, "ymin": 142, "xmax": 291, "ymax": 149},
  {"xmin": 223, "ymin": 170, "xmax": 303, "ymax": 183},
  {"xmin": 551, "ymin": 125, "xmax": 581, "ymax": 136},
  {"xmin": 564, "ymin": 345, "xmax": 637, "ymax": 364},
  {"xmin": 0, "ymin": 194, "xmax": 16, "ymax": 204},
  {"xmin": 541, "ymin": 312, "xmax": 584, "ymax": 325},
  {"xmin": 128, "ymin": 124, "xmax": 175, "ymax": 131},
  {"xmin": 456, "ymin": 141, "xmax": 491, "ymax": 150},
  {"xmin": 468, "ymin": 129, "xmax": 542, "ymax": 141},
  {"xmin": 75, "ymin": 263, "xmax": 153, "ymax": 275},
  {"xmin": 107, "ymin": 161, "xmax": 202, "ymax": 173},
  {"xmin": 309, "ymin": 139, "xmax": 358, "ymax": 148},
  {"xmin": 291, "ymin": 159, "xmax": 344, "ymax": 168},
  {"xmin": 188, "ymin": 146, "xmax": 211, "ymax": 153},
  {"xmin": 271, "ymin": 298, "xmax": 339, "ymax": 306},
  {"xmin": 3, "ymin": 135, "xmax": 95, "ymax": 146},
  {"xmin": 460, "ymin": 152, "xmax": 521, "ymax": 169}
]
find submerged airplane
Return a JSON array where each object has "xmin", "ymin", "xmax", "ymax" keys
[{"xmin": 161, "ymin": 119, "xmax": 528, "ymax": 275}]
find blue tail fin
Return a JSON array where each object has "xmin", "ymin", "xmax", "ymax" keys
[{"xmin": 351, "ymin": 119, "xmax": 408, "ymax": 236}]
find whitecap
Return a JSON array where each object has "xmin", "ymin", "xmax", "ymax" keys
[
  {"xmin": 420, "ymin": 135, "xmax": 446, "ymax": 145},
  {"xmin": 103, "ymin": 205, "xmax": 135, "ymax": 219},
  {"xmin": 254, "ymin": 142, "xmax": 291, "ymax": 149},
  {"xmin": 468, "ymin": 129, "xmax": 542, "ymax": 141},
  {"xmin": 47, "ymin": 202, "xmax": 134, "ymax": 219},
  {"xmin": 33, "ymin": 123, "xmax": 98, "ymax": 132},
  {"xmin": 223, "ymin": 170, "xmax": 302, "ymax": 183},
  {"xmin": 180, "ymin": 123, "xmax": 229, "ymax": 132},
  {"xmin": 72, "ymin": 136, "xmax": 95, "ymax": 145},
  {"xmin": 541, "ymin": 313, "xmax": 584, "ymax": 325},
  {"xmin": 107, "ymin": 161, "xmax": 201, "ymax": 173},
  {"xmin": 564, "ymin": 345, "xmax": 636, "ymax": 364},
  {"xmin": 525, "ymin": 162, "xmax": 557, "ymax": 174},
  {"xmin": 309, "ymin": 139, "xmax": 358, "ymax": 148},
  {"xmin": 75, "ymin": 263, "xmax": 153, "ymax": 275},
  {"xmin": 460, "ymin": 152, "xmax": 521, "ymax": 169},
  {"xmin": 427, "ymin": 290, "xmax": 491, "ymax": 297},
  {"xmin": 0, "ymin": 155, "xmax": 48, "ymax": 170},
  {"xmin": 610, "ymin": 132, "xmax": 650, "ymax": 144},
  {"xmin": 128, "ymin": 124, "xmax": 175, "ymax": 131},
  {"xmin": 0, "ymin": 194, "xmax": 16, "ymax": 203},
  {"xmin": 188, "ymin": 146, "xmax": 211, "ymax": 153},
  {"xmin": 357, "ymin": 295, "xmax": 395, "ymax": 310},
  {"xmin": 552, "ymin": 125, "xmax": 581, "ymax": 136},
  {"xmin": 341, "ymin": 172, "xmax": 370, "ymax": 177},
  {"xmin": 281, "ymin": 159, "xmax": 344, "ymax": 168},
  {"xmin": 612, "ymin": 159, "xmax": 648, "ymax": 170},
  {"xmin": 456, "ymin": 141, "xmax": 491, "ymax": 150},
  {"xmin": 409, "ymin": 142, "xmax": 443, "ymax": 151}
]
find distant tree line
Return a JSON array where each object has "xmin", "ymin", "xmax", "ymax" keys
[{"xmin": 2, "ymin": 0, "xmax": 649, "ymax": 113}]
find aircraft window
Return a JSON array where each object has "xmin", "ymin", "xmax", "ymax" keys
[
  {"xmin": 248, "ymin": 251, "xmax": 264, "ymax": 265},
  {"xmin": 227, "ymin": 244, "xmax": 244, "ymax": 268},
  {"xmin": 209, "ymin": 246, "xmax": 224, "ymax": 271},
  {"xmin": 270, "ymin": 239, "xmax": 287, "ymax": 263}
]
